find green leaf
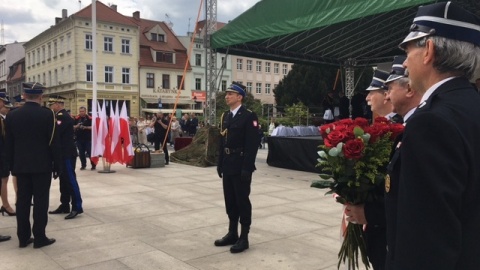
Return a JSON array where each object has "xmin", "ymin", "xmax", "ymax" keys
[
  {"xmin": 310, "ymin": 180, "xmax": 333, "ymax": 189},
  {"xmin": 353, "ymin": 126, "xmax": 365, "ymax": 137},
  {"xmin": 319, "ymin": 173, "xmax": 332, "ymax": 180}
]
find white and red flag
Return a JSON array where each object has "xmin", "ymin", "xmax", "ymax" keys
[{"xmin": 119, "ymin": 101, "xmax": 134, "ymax": 164}]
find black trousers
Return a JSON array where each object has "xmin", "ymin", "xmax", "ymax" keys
[
  {"xmin": 366, "ymin": 226, "xmax": 387, "ymax": 270},
  {"xmin": 58, "ymin": 157, "xmax": 83, "ymax": 211},
  {"xmin": 16, "ymin": 172, "xmax": 52, "ymax": 243},
  {"xmin": 154, "ymin": 134, "xmax": 169, "ymax": 163},
  {"xmin": 222, "ymin": 173, "xmax": 252, "ymax": 226},
  {"xmin": 76, "ymin": 140, "xmax": 93, "ymax": 168}
]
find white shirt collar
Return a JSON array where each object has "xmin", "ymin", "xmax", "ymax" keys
[
  {"xmin": 418, "ymin": 77, "xmax": 456, "ymax": 107},
  {"xmin": 385, "ymin": 112, "xmax": 396, "ymax": 120},
  {"xmin": 403, "ymin": 107, "xmax": 417, "ymax": 125},
  {"xmin": 230, "ymin": 105, "xmax": 242, "ymax": 117}
]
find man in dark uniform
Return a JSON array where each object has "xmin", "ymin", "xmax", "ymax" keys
[
  {"xmin": 215, "ymin": 82, "xmax": 259, "ymax": 253},
  {"xmin": 48, "ymin": 96, "xmax": 84, "ymax": 220},
  {"xmin": 390, "ymin": 2, "xmax": 480, "ymax": 269},
  {"xmin": 74, "ymin": 106, "xmax": 95, "ymax": 170},
  {"xmin": 5, "ymin": 82, "xmax": 61, "ymax": 248},
  {"xmin": 383, "ymin": 55, "xmax": 421, "ymax": 269}
]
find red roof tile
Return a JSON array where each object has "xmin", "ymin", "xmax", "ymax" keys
[{"xmin": 73, "ymin": 1, "xmax": 138, "ymax": 27}]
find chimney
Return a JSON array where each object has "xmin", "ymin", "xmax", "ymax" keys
[
  {"xmin": 110, "ymin": 4, "xmax": 117, "ymax": 11},
  {"xmin": 133, "ymin": 11, "xmax": 140, "ymax": 20},
  {"xmin": 55, "ymin": 17, "xmax": 62, "ymax": 24},
  {"xmin": 62, "ymin": 9, "xmax": 68, "ymax": 19}
]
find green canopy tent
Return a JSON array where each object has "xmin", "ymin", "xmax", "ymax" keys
[{"xmin": 211, "ymin": 0, "xmax": 479, "ymax": 67}]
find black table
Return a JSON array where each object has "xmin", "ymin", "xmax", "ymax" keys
[{"xmin": 267, "ymin": 136, "xmax": 323, "ymax": 173}]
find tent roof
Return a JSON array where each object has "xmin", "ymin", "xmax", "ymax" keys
[{"xmin": 211, "ymin": 0, "xmax": 479, "ymax": 67}]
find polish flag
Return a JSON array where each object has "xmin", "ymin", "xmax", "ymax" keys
[
  {"xmin": 91, "ymin": 100, "xmax": 100, "ymax": 165},
  {"xmin": 119, "ymin": 101, "xmax": 134, "ymax": 164},
  {"xmin": 109, "ymin": 102, "xmax": 122, "ymax": 164}
]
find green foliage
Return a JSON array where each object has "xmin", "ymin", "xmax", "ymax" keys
[
  {"xmin": 215, "ymin": 91, "xmax": 263, "ymax": 123},
  {"xmin": 281, "ymin": 101, "xmax": 309, "ymax": 126}
]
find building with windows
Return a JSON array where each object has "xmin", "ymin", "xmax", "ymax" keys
[
  {"xmin": 129, "ymin": 12, "xmax": 195, "ymax": 116},
  {"xmin": 6, "ymin": 57, "xmax": 26, "ymax": 101},
  {"xmin": 24, "ymin": 2, "xmax": 140, "ymax": 116},
  {"xmin": 232, "ymin": 55, "xmax": 292, "ymax": 107},
  {"xmin": 177, "ymin": 20, "xmax": 232, "ymax": 114},
  {"xmin": 0, "ymin": 42, "xmax": 26, "ymax": 94}
]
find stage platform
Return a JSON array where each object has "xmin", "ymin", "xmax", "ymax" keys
[{"xmin": 267, "ymin": 136, "xmax": 323, "ymax": 173}]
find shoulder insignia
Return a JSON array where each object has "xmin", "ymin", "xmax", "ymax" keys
[
  {"xmin": 58, "ymin": 112, "xmax": 63, "ymax": 116},
  {"xmin": 247, "ymin": 109, "xmax": 253, "ymax": 112}
]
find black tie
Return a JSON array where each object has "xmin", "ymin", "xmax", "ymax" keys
[{"xmin": 228, "ymin": 112, "xmax": 233, "ymax": 121}]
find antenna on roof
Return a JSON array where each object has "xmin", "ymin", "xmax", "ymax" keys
[
  {"xmin": 78, "ymin": 0, "xmax": 82, "ymax": 10},
  {"xmin": 165, "ymin": 13, "xmax": 173, "ymax": 30},
  {"xmin": 187, "ymin": 18, "xmax": 191, "ymax": 34},
  {"xmin": 1, "ymin": 20, "xmax": 4, "ymax": 45}
]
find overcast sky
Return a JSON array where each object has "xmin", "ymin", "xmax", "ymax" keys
[{"xmin": 0, "ymin": 0, "xmax": 261, "ymax": 44}]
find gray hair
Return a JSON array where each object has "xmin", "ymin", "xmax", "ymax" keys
[
  {"xmin": 396, "ymin": 77, "xmax": 410, "ymax": 88},
  {"xmin": 416, "ymin": 36, "xmax": 480, "ymax": 79}
]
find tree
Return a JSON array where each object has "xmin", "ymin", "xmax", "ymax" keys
[
  {"xmin": 215, "ymin": 91, "xmax": 263, "ymax": 123},
  {"xmin": 274, "ymin": 64, "xmax": 374, "ymax": 112}
]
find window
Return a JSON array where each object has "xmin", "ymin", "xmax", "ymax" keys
[
  {"xmin": 66, "ymin": 34, "xmax": 71, "ymax": 51},
  {"xmin": 256, "ymin": 61, "xmax": 262, "ymax": 72},
  {"xmin": 156, "ymin": 52, "xmax": 173, "ymax": 63},
  {"xmin": 54, "ymin": 69, "xmax": 58, "ymax": 85},
  {"xmin": 104, "ymin": 37, "xmax": 113, "ymax": 52},
  {"xmin": 265, "ymin": 62, "xmax": 271, "ymax": 73},
  {"xmin": 60, "ymin": 67, "xmax": 64, "ymax": 83},
  {"xmin": 122, "ymin": 68, "xmax": 130, "ymax": 84},
  {"xmin": 37, "ymin": 48, "xmax": 40, "ymax": 63},
  {"xmin": 59, "ymin": 38, "xmax": 64, "ymax": 54},
  {"xmin": 48, "ymin": 71, "xmax": 51, "ymax": 86},
  {"xmin": 151, "ymin": 33, "xmax": 158, "ymax": 41},
  {"xmin": 221, "ymin": 80, "xmax": 227, "ymax": 91},
  {"xmin": 68, "ymin": 65, "xmax": 72, "ymax": 82},
  {"xmin": 256, "ymin": 83, "xmax": 262, "ymax": 94},
  {"xmin": 146, "ymin": 73, "xmax": 155, "ymax": 88},
  {"xmin": 177, "ymin": 75, "xmax": 184, "ymax": 90},
  {"xmin": 158, "ymin": 34, "xmax": 165, "ymax": 42},
  {"xmin": 48, "ymin": 44, "xmax": 51, "ymax": 59},
  {"xmin": 265, "ymin": 83, "xmax": 271, "ymax": 94},
  {"xmin": 53, "ymin": 42, "xmax": 57, "ymax": 57},
  {"xmin": 85, "ymin": 34, "xmax": 93, "ymax": 50},
  {"xmin": 246, "ymin": 60, "xmax": 252, "ymax": 71},
  {"xmin": 86, "ymin": 64, "xmax": 93, "ymax": 82},
  {"xmin": 195, "ymin": 54, "xmax": 202, "ymax": 66},
  {"xmin": 274, "ymin": 63, "xmax": 279, "ymax": 74},
  {"xmin": 236, "ymin": 59, "xmax": 243, "ymax": 70},
  {"xmin": 162, "ymin": 74, "xmax": 170, "ymax": 89},
  {"xmin": 121, "ymin": 39, "xmax": 130, "ymax": 54},
  {"xmin": 195, "ymin": 78, "xmax": 202, "ymax": 90},
  {"xmin": 42, "ymin": 47, "xmax": 45, "ymax": 62},
  {"xmin": 105, "ymin": 66, "xmax": 113, "ymax": 83},
  {"xmin": 246, "ymin": 82, "xmax": 252, "ymax": 93},
  {"xmin": 282, "ymin": 64, "xmax": 288, "ymax": 75}
]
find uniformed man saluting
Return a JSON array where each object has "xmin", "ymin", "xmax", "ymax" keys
[{"xmin": 215, "ymin": 82, "xmax": 259, "ymax": 253}]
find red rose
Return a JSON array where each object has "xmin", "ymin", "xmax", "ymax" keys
[
  {"xmin": 343, "ymin": 138, "xmax": 365, "ymax": 159},
  {"xmin": 337, "ymin": 118, "xmax": 354, "ymax": 126},
  {"xmin": 353, "ymin": 117, "xmax": 369, "ymax": 128},
  {"xmin": 389, "ymin": 123, "xmax": 404, "ymax": 140},
  {"xmin": 365, "ymin": 125, "xmax": 383, "ymax": 143},
  {"xmin": 324, "ymin": 130, "xmax": 346, "ymax": 148},
  {"xmin": 374, "ymin": 116, "xmax": 389, "ymax": 124},
  {"xmin": 319, "ymin": 124, "xmax": 333, "ymax": 138}
]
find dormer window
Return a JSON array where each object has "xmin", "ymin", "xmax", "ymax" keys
[
  {"xmin": 151, "ymin": 33, "xmax": 165, "ymax": 42},
  {"xmin": 156, "ymin": 52, "xmax": 173, "ymax": 63}
]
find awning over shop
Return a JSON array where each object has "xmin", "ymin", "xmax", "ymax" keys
[
  {"xmin": 211, "ymin": 0, "xmax": 478, "ymax": 66},
  {"xmin": 141, "ymin": 98, "xmax": 196, "ymax": 105}
]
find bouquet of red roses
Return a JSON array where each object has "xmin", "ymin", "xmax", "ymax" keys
[{"xmin": 312, "ymin": 117, "xmax": 403, "ymax": 269}]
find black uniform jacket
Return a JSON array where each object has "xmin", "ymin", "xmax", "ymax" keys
[
  {"xmin": 56, "ymin": 109, "xmax": 78, "ymax": 159},
  {"xmin": 218, "ymin": 106, "xmax": 259, "ymax": 175},
  {"xmin": 393, "ymin": 77, "xmax": 480, "ymax": 270},
  {"xmin": 5, "ymin": 102, "xmax": 62, "ymax": 174}
]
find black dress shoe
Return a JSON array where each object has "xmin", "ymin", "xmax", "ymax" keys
[
  {"xmin": 49, "ymin": 205, "xmax": 70, "ymax": 214},
  {"xmin": 65, "ymin": 210, "xmax": 83, "ymax": 220},
  {"xmin": 230, "ymin": 239, "xmax": 249, "ymax": 253},
  {"xmin": 214, "ymin": 233, "xmax": 238, "ymax": 246},
  {"xmin": 33, "ymin": 238, "xmax": 56, "ymax": 249},
  {"xmin": 91, "ymin": 165, "xmax": 96, "ymax": 170},
  {"xmin": 80, "ymin": 166, "xmax": 86, "ymax": 170},
  {"xmin": 19, "ymin": 237, "xmax": 33, "ymax": 248},
  {"xmin": 0, "ymin": 235, "xmax": 11, "ymax": 242}
]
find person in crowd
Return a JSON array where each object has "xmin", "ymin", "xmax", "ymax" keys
[
  {"xmin": 180, "ymin": 113, "xmax": 189, "ymax": 136},
  {"xmin": 48, "ymin": 96, "xmax": 84, "ymax": 220},
  {"xmin": 129, "ymin": 117, "xmax": 138, "ymax": 145},
  {"xmin": 257, "ymin": 124, "xmax": 264, "ymax": 149},
  {"xmin": 6, "ymin": 82, "xmax": 61, "ymax": 248},
  {"xmin": 189, "ymin": 113, "xmax": 199, "ymax": 136},
  {"xmin": 322, "ymin": 91, "xmax": 335, "ymax": 123},
  {"xmin": 150, "ymin": 112, "xmax": 169, "ymax": 165},
  {"xmin": 74, "ymin": 106, "xmax": 95, "ymax": 170},
  {"xmin": 136, "ymin": 116, "xmax": 148, "ymax": 145},
  {"xmin": 350, "ymin": 91, "xmax": 367, "ymax": 119},
  {"xmin": 338, "ymin": 91, "xmax": 350, "ymax": 119},
  {"xmin": 215, "ymin": 82, "xmax": 259, "ymax": 254},
  {"xmin": 345, "ymin": 68, "xmax": 393, "ymax": 270},
  {"xmin": 0, "ymin": 91, "xmax": 16, "ymax": 216},
  {"xmin": 391, "ymin": 2, "xmax": 480, "ymax": 269},
  {"xmin": 170, "ymin": 116, "xmax": 181, "ymax": 147}
]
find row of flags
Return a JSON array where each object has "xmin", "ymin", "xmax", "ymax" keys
[{"xmin": 91, "ymin": 101, "xmax": 134, "ymax": 165}]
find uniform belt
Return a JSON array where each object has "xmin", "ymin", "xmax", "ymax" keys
[{"xmin": 224, "ymin": 147, "xmax": 244, "ymax": 155}]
